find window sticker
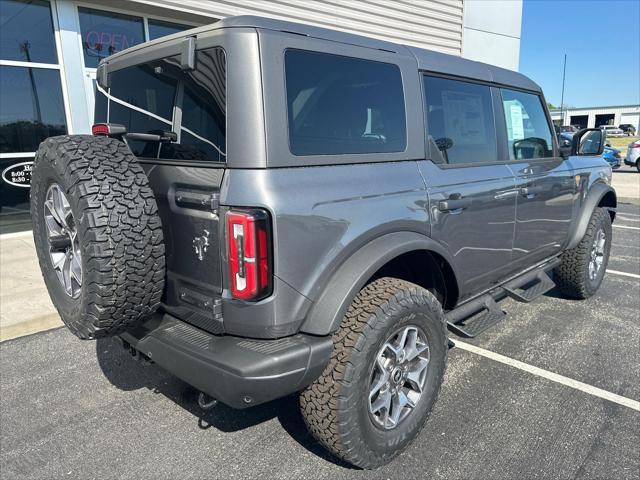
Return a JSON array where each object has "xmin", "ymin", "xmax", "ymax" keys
[
  {"xmin": 441, "ymin": 90, "xmax": 485, "ymax": 145},
  {"xmin": 509, "ymin": 103, "xmax": 525, "ymax": 140}
]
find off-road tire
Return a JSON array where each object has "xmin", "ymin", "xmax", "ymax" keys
[
  {"xmin": 554, "ymin": 207, "xmax": 611, "ymax": 299},
  {"xmin": 299, "ymin": 277, "xmax": 447, "ymax": 469},
  {"xmin": 30, "ymin": 135, "xmax": 165, "ymax": 339}
]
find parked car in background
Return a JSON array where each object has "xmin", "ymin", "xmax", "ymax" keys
[
  {"xmin": 599, "ymin": 125, "xmax": 625, "ymax": 137},
  {"xmin": 602, "ymin": 144, "xmax": 621, "ymax": 169},
  {"xmin": 560, "ymin": 125, "xmax": 580, "ymax": 133},
  {"xmin": 619, "ymin": 124, "xmax": 637, "ymax": 136},
  {"xmin": 625, "ymin": 140, "xmax": 640, "ymax": 172},
  {"xmin": 559, "ymin": 133, "xmax": 620, "ymax": 169}
]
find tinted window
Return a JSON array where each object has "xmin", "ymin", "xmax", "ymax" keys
[
  {"xmin": 501, "ymin": 89, "xmax": 554, "ymax": 159},
  {"xmin": 0, "ymin": 0, "xmax": 57, "ymax": 63},
  {"xmin": 0, "ymin": 66, "xmax": 67, "ymax": 153},
  {"xmin": 78, "ymin": 7, "xmax": 144, "ymax": 68},
  {"xmin": 424, "ymin": 76, "xmax": 497, "ymax": 164},
  {"xmin": 285, "ymin": 50, "xmax": 406, "ymax": 156},
  {"xmin": 175, "ymin": 48, "xmax": 226, "ymax": 162},
  {"xmin": 103, "ymin": 48, "xmax": 226, "ymax": 162},
  {"xmin": 148, "ymin": 19, "xmax": 190, "ymax": 40},
  {"xmin": 107, "ymin": 57, "xmax": 178, "ymax": 156}
]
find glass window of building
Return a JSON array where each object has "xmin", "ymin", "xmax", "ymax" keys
[
  {"xmin": 148, "ymin": 19, "xmax": 191, "ymax": 40},
  {"xmin": 0, "ymin": 0, "xmax": 67, "ymax": 233},
  {"xmin": 78, "ymin": 7, "xmax": 145, "ymax": 69},
  {"xmin": 0, "ymin": 0, "xmax": 58, "ymax": 64}
]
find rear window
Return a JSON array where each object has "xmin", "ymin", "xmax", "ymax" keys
[
  {"xmin": 95, "ymin": 47, "xmax": 226, "ymax": 162},
  {"xmin": 284, "ymin": 50, "xmax": 406, "ymax": 156}
]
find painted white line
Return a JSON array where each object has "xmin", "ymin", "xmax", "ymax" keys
[
  {"xmin": 453, "ymin": 340, "xmax": 640, "ymax": 412},
  {"xmin": 607, "ymin": 269, "xmax": 640, "ymax": 279},
  {"xmin": 0, "ymin": 230, "xmax": 33, "ymax": 240},
  {"xmin": 617, "ymin": 212, "xmax": 640, "ymax": 218},
  {"xmin": 613, "ymin": 225, "xmax": 640, "ymax": 231}
]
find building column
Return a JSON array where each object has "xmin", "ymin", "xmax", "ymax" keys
[{"xmin": 54, "ymin": 0, "xmax": 91, "ymax": 134}]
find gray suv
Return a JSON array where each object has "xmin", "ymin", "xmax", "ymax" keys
[{"xmin": 30, "ymin": 16, "xmax": 616, "ymax": 469}]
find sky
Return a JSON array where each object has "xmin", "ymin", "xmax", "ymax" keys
[{"xmin": 519, "ymin": 0, "xmax": 640, "ymax": 108}]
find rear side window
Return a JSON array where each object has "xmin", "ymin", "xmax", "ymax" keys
[
  {"xmin": 97, "ymin": 47, "xmax": 225, "ymax": 162},
  {"xmin": 424, "ymin": 76, "xmax": 497, "ymax": 165},
  {"xmin": 284, "ymin": 50, "xmax": 406, "ymax": 156},
  {"xmin": 501, "ymin": 89, "xmax": 554, "ymax": 159}
]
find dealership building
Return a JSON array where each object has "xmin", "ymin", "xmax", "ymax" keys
[
  {"xmin": 0, "ymin": 0, "xmax": 523, "ymax": 233},
  {"xmin": 550, "ymin": 104, "xmax": 640, "ymax": 131}
]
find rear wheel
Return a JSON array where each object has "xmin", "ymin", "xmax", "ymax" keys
[
  {"xmin": 30, "ymin": 135, "xmax": 165, "ymax": 339},
  {"xmin": 299, "ymin": 277, "xmax": 447, "ymax": 469},
  {"xmin": 554, "ymin": 207, "xmax": 612, "ymax": 299}
]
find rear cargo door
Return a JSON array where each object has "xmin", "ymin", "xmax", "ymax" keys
[{"xmin": 95, "ymin": 47, "xmax": 227, "ymax": 334}]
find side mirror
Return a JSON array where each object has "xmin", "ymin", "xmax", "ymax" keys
[{"xmin": 572, "ymin": 128, "xmax": 605, "ymax": 156}]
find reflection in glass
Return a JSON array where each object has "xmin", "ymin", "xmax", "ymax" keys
[
  {"xmin": 0, "ymin": 66, "xmax": 67, "ymax": 153},
  {"xmin": 148, "ymin": 19, "xmax": 190, "ymax": 40},
  {"xmin": 0, "ymin": 0, "xmax": 58, "ymax": 64},
  {"xmin": 101, "ymin": 48, "xmax": 226, "ymax": 162},
  {"xmin": 78, "ymin": 7, "xmax": 144, "ymax": 68},
  {"xmin": 424, "ymin": 76, "xmax": 496, "ymax": 164},
  {"xmin": 285, "ymin": 50, "xmax": 406, "ymax": 156},
  {"xmin": 0, "ymin": 157, "xmax": 33, "ymax": 234},
  {"xmin": 501, "ymin": 88, "xmax": 553, "ymax": 160}
]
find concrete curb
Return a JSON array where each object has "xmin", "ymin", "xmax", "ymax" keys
[
  {"xmin": 0, "ymin": 314, "xmax": 63, "ymax": 342},
  {"xmin": 618, "ymin": 197, "xmax": 640, "ymax": 206}
]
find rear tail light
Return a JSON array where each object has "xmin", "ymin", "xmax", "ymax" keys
[
  {"xmin": 632, "ymin": 141, "xmax": 640, "ymax": 148},
  {"xmin": 226, "ymin": 209, "xmax": 272, "ymax": 300}
]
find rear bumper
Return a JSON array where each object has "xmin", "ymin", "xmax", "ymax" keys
[{"xmin": 119, "ymin": 314, "xmax": 332, "ymax": 409}]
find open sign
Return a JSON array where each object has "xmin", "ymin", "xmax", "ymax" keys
[{"xmin": 2, "ymin": 161, "xmax": 33, "ymax": 188}]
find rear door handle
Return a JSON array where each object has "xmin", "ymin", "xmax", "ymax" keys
[{"xmin": 438, "ymin": 196, "xmax": 471, "ymax": 212}]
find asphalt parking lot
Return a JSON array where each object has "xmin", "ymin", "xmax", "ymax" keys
[{"xmin": 1, "ymin": 204, "xmax": 639, "ymax": 480}]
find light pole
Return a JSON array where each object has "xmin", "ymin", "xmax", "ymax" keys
[{"xmin": 560, "ymin": 54, "xmax": 567, "ymax": 126}]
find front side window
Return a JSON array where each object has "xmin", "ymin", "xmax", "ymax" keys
[
  {"xmin": 501, "ymin": 89, "xmax": 554, "ymax": 160},
  {"xmin": 78, "ymin": 7, "xmax": 145, "ymax": 69},
  {"xmin": 285, "ymin": 50, "xmax": 406, "ymax": 156},
  {"xmin": 424, "ymin": 76, "xmax": 497, "ymax": 165}
]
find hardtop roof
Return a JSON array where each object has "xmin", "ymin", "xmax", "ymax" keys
[{"xmin": 103, "ymin": 15, "xmax": 541, "ymax": 93}]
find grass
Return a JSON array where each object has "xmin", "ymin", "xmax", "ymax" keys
[{"xmin": 606, "ymin": 136, "xmax": 638, "ymax": 156}]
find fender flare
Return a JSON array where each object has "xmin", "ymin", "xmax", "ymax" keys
[
  {"xmin": 299, "ymin": 231, "xmax": 460, "ymax": 336},
  {"xmin": 566, "ymin": 182, "xmax": 617, "ymax": 250}
]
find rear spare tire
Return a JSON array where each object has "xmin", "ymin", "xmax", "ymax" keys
[{"xmin": 30, "ymin": 135, "xmax": 165, "ymax": 339}]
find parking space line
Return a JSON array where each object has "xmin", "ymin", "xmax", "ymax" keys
[
  {"xmin": 607, "ymin": 269, "xmax": 640, "ymax": 279},
  {"xmin": 453, "ymin": 340, "xmax": 640, "ymax": 412},
  {"xmin": 613, "ymin": 225, "xmax": 640, "ymax": 231}
]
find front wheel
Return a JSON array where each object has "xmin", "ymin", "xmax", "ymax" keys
[
  {"xmin": 299, "ymin": 278, "xmax": 448, "ymax": 469},
  {"xmin": 554, "ymin": 207, "xmax": 612, "ymax": 299}
]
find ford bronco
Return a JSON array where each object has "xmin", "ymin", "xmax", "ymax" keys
[{"xmin": 30, "ymin": 16, "xmax": 616, "ymax": 469}]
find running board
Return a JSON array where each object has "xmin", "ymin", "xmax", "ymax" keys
[
  {"xmin": 445, "ymin": 258, "xmax": 560, "ymax": 338},
  {"xmin": 446, "ymin": 297, "xmax": 506, "ymax": 338},
  {"xmin": 503, "ymin": 271, "xmax": 555, "ymax": 303}
]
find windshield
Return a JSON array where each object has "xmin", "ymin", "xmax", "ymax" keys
[{"xmin": 95, "ymin": 47, "xmax": 226, "ymax": 162}]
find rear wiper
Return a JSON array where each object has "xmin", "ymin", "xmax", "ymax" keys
[{"xmin": 126, "ymin": 130, "xmax": 177, "ymax": 143}]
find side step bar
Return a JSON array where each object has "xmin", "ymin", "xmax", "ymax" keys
[{"xmin": 446, "ymin": 258, "xmax": 560, "ymax": 338}]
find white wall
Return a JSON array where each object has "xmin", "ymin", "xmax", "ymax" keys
[
  {"xmin": 462, "ymin": 0, "xmax": 523, "ymax": 71},
  {"xmin": 128, "ymin": 0, "xmax": 466, "ymax": 55}
]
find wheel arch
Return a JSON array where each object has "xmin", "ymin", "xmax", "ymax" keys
[
  {"xmin": 566, "ymin": 181, "xmax": 617, "ymax": 250},
  {"xmin": 299, "ymin": 232, "xmax": 460, "ymax": 336}
]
